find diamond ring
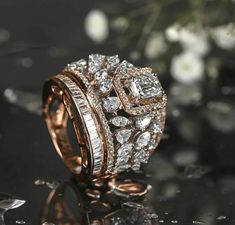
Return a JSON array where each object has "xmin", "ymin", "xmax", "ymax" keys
[{"xmin": 42, "ymin": 54, "xmax": 167, "ymax": 180}]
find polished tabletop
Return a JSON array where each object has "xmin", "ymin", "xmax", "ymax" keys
[{"xmin": 0, "ymin": 0, "xmax": 235, "ymax": 224}]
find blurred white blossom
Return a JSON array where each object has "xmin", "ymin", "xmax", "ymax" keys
[
  {"xmin": 211, "ymin": 23, "xmax": 235, "ymax": 50},
  {"xmin": 206, "ymin": 101, "xmax": 235, "ymax": 133},
  {"xmin": 165, "ymin": 24, "xmax": 180, "ymax": 42},
  {"xmin": 84, "ymin": 9, "xmax": 109, "ymax": 43},
  {"xmin": 170, "ymin": 51, "xmax": 204, "ymax": 84},
  {"xmin": 179, "ymin": 27, "xmax": 210, "ymax": 56},
  {"xmin": 145, "ymin": 32, "xmax": 168, "ymax": 59},
  {"xmin": 0, "ymin": 28, "xmax": 10, "ymax": 44},
  {"xmin": 169, "ymin": 83, "xmax": 202, "ymax": 105}
]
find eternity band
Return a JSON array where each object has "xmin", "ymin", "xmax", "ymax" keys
[{"xmin": 42, "ymin": 54, "xmax": 167, "ymax": 180}]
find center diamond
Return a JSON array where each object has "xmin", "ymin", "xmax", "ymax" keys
[{"xmin": 128, "ymin": 74, "xmax": 163, "ymax": 100}]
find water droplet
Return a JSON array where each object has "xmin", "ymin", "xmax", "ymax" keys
[
  {"xmin": 192, "ymin": 221, "xmax": 205, "ymax": 224},
  {"xmin": 159, "ymin": 220, "xmax": 164, "ymax": 223},
  {"xmin": 4, "ymin": 88, "xmax": 18, "ymax": 103},
  {"xmin": 42, "ymin": 222, "xmax": 55, "ymax": 225},
  {"xmin": 46, "ymin": 181, "xmax": 60, "ymax": 190},
  {"xmin": 34, "ymin": 179, "xmax": 45, "ymax": 186},
  {"xmin": 217, "ymin": 216, "xmax": 227, "ymax": 220},
  {"xmin": 16, "ymin": 220, "xmax": 26, "ymax": 224},
  {"xmin": 0, "ymin": 199, "xmax": 26, "ymax": 211},
  {"xmin": 171, "ymin": 220, "xmax": 178, "ymax": 224}
]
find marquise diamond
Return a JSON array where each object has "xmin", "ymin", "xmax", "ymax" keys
[
  {"xmin": 67, "ymin": 59, "xmax": 87, "ymax": 71},
  {"xmin": 110, "ymin": 116, "xmax": 130, "ymax": 127},
  {"xmin": 114, "ymin": 143, "xmax": 133, "ymax": 172},
  {"xmin": 136, "ymin": 131, "xmax": 151, "ymax": 149}
]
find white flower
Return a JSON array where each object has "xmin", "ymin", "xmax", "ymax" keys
[
  {"xmin": 145, "ymin": 32, "xmax": 167, "ymax": 59},
  {"xmin": 165, "ymin": 24, "xmax": 180, "ymax": 42},
  {"xmin": 170, "ymin": 51, "xmax": 204, "ymax": 84},
  {"xmin": 84, "ymin": 9, "xmax": 109, "ymax": 43},
  {"xmin": 179, "ymin": 27, "xmax": 210, "ymax": 56},
  {"xmin": 211, "ymin": 23, "xmax": 235, "ymax": 50}
]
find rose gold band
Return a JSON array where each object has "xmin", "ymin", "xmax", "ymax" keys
[
  {"xmin": 43, "ymin": 73, "xmax": 107, "ymax": 180},
  {"xmin": 42, "ymin": 54, "xmax": 167, "ymax": 180}
]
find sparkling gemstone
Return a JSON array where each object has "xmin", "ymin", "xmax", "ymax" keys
[
  {"xmin": 135, "ymin": 150, "xmax": 150, "ymax": 163},
  {"xmin": 94, "ymin": 69, "xmax": 108, "ymax": 81},
  {"xmin": 114, "ymin": 143, "xmax": 134, "ymax": 172},
  {"xmin": 117, "ymin": 143, "xmax": 133, "ymax": 160},
  {"xmin": 132, "ymin": 160, "xmax": 141, "ymax": 171},
  {"xmin": 135, "ymin": 116, "xmax": 151, "ymax": 130},
  {"xmin": 148, "ymin": 140, "xmax": 158, "ymax": 150},
  {"xmin": 67, "ymin": 59, "xmax": 87, "ymax": 71},
  {"xmin": 99, "ymin": 79, "xmax": 112, "ymax": 94},
  {"xmin": 120, "ymin": 60, "xmax": 133, "ymax": 69},
  {"xmin": 106, "ymin": 55, "xmax": 120, "ymax": 71},
  {"xmin": 127, "ymin": 74, "xmax": 163, "ymax": 100},
  {"xmin": 103, "ymin": 97, "xmax": 120, "ymax": 113},
  {"xmin": 150, "ymin": 122, "xmax": 162, "ymax": 134},
  {"xmin": 115, "ymin": 129, "xmax": 132, "ymax": 144},
  {"xmin": 136, "ymin": 131, "xmax": 151, "ymax": 149},
  {"xmin": 117, "ymin": 60, "xmax": 134, "ymax": 73},
  {"xmin": 88, "ymin": 54, "xmax": 105, "ymax": 74},
  {"xmin": 110, "ymin": 116, "xmax": 130, "ymax": 127}
]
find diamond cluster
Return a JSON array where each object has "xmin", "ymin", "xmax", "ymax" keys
[{"xmin": 64, "ymin": 54, "xmax": 166, "ymax": 174}]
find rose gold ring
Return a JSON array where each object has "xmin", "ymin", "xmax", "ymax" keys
[{"xmin": 42, "ymin": 54, "xmax": 167, "ymax": 180}]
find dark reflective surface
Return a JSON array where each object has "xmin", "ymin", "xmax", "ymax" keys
[{"xmin": 0, "ymin": 0, "xmax": 235, "ymax": 224}]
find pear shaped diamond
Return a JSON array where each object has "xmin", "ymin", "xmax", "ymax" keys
[
  {"xmin": 99, "ymin": 79, "xmax": 113, "ymax": 94},
  {"xmin": 94, "ymin": 69, "xmax": 108, "ymax": 81},
  {"xmin": 67, "ymin": 59, "xmax": 87, "ymax": 71},
  {"xmin": 115, "ymin": 129, "xmax": 132, "ymax": 144},
  {"xmin": 103, "ymin": 97, "xmax": 120, "ymax": 113},
  {"xmin": 135, "ymin": 116, "xmax": 151, "ymax": 130}
]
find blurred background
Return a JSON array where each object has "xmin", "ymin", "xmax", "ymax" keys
[{"xmin": 0, "ymin": 0, "xmax": 235, "ymax": 224}]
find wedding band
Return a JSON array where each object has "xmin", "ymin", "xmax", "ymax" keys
[{"xmin": 42, "ymin": 54, "xmax": 167, "ymax": 180}]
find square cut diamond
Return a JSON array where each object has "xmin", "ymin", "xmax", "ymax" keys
[{"xmin": 128, "ymin": 74, "xmax": 163, "ymax": 100}]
